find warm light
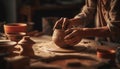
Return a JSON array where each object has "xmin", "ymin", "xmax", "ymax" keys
[
  {"xmin": 97, "ymin": 49, "xmax": 116, "ymax": 59},
  {"xmin": 109, "ymin": 49, "xmax": 116, "ymax": 53}
]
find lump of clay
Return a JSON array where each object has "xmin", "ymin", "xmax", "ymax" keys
[{"xmin": 52, "ymin": 29, "xmax": 79, "ymax": 48}]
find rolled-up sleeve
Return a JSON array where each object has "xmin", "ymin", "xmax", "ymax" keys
[
  {"xmin": 107, "ymin": 0, "xmax": 120, "ymax": 35},
  {"xmin": 74, "ymin": 0, "xmax": 97, "ymax": 25}
]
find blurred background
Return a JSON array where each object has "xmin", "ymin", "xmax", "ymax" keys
[{"xmin": 0, "ymin": 0, "xmax": 85, "ymax": 35}]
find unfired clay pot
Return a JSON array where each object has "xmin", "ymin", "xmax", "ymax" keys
[
  {"xmin": 52, "ymin": 29, "xmax": 79, "ymax": 48},
  {"xmin": 52, "ymin": 29, "xmax": 66, "ymax": 48}
]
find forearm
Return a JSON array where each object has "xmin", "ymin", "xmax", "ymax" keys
[
  {"xmin": 70, "ymin": 14, "xmax": 91, "ymax": 27},
  {"xmin": 70, "ymin": 18, "xmax": 84, "ymax": 26},
  {"xmin": 82, "ymin": 26, "xmax": 111, "ymax": 37}
]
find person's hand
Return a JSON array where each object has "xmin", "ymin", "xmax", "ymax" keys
[
  {"xmin": 64, "ymin": 28, "xmax": 84, "ymax": 45},
  {"xmin": 53, "ymin": 18, "xmax": 73, "ymax": 30}
]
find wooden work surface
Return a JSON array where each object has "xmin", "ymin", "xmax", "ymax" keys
[{"xmin": 29, "ymin": 35, "xmax": 118, "ymax": 69}]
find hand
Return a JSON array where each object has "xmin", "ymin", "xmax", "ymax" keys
[
  {"xmin": 53, "ymin": 18, "xmax": 63, "ymax": 30},
  {"xmin": 53, "ymin": 18, "xmax": 72, "ymax": 30},
  {"xmin": 64, "ymin": 28, "xmax": 84, "ymax": 45}
]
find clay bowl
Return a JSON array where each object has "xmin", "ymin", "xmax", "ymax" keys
[
  {"xmin": 6, "ymin": 32, "xmax": 26, "ymax": 42},
  {"xmin": 52, "ymin": 29, "xmax": 80, "ymax": 48},
  {"xmin": 0, "ymin": 40, "xmax": 17, "ymax": 53},
  {"xmin": 4, "ymin": 23, "xmax": 27, "ymax": 34},
  {"xmin": 4, "ymin": 23, "xmax": 27, "ymax": 42}
]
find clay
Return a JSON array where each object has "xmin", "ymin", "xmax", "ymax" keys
[
  {"xmin": 18, "ymin": 36, "xmax": 35, "ymax": 57},
  {"xmin": 52, "ymin": 29, "xmax": 79, "ymax": 48}
]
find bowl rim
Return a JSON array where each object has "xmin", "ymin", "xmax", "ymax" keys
[
  {"xmin": 4, "ymin": 23, "xmax": 27, "ymax": 27},
  {"xmin": 0, "ymin": 40, "xmax": 17, "ymax": 47}
]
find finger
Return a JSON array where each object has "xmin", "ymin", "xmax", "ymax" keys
[
  {"xmin": 53, "ymin": 18, "xmax": 63, "ymax": 30},
  {"xmin": 64, "ymin": 30, "xmax": 76, "ymax": 40},
  {"xmin": 65, "ymin": 29, "xmax": 73, "ymax": 35},
  {"xmin": 70, "ymin": 37, "xmax": 81, "ymax": 44},
  {"xmin": 65, "ymin": 37, "xmax": 80, "ymax": 45},
  {"xmin": 65, "ymin": 40, "xmax": 75, "ymax": 46},
  {"xmin": 62, "ymin": 18, "xmax": 69, "ymax": 30},
  {"xmin": 53, "ymin": 18, "xmax": 64, "ymax": 30}
]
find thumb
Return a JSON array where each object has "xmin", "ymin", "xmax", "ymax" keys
[
  {"xmin": 62, "ymin": 18, "xmax": 70, "ymax": 30},
  {"xmin": 64, "ymin": 29, "xmax": 75, "ymax": 40},
  {"xmin": 53, "ymin": 18, "xmax": 64, "ymax": 30}
]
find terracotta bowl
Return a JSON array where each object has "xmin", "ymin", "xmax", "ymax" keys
[
  {"xmin": 97, "ymin": 49, "xmax": 115, "ymax": 60},
  {"xmin": 4, "ymin": 23, "xmax": 27, "ymax": 34},
  {"xmin": 0, "ymin": 40, "xmax": 17, "ymax": 47},
  {"xmin": 4, "ymin": 23, "xmax": 27, "ymax": 42},
  {"xmin": 6, "ymin": 32, "xmax": 26, "ymax": 42},
  {"xmin": 0, "ymin": 40, "xmax": 17, "ymax": 53}
]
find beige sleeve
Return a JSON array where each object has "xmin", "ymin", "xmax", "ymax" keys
[
  {"xmin": 107, "ymin": 0, "xmax": 120, "ymax": 35},
  {"xmin": 74, "ymin": 0, "xmax": 97, "ymax": 26}
]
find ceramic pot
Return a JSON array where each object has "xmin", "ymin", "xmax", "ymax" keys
[
  {"xmin": 4, "ymin": 23, "xmax": 27, "ymax": 42},
  {"xmin": 97, "ymin": 49, "xmax": 115, "ymax": 61},
  {"xmin": 18, "ymin": 36, "xmax": 35, "ymax": 57},
  {"xmin": 52, "ymin": 29, "xmax": 79, "ymax": 48},
  {"xmin": 6, "ymin": 32, "xmax": 26, "ymax": 42},
  {"xmin": 4, "ymin": 23, "xmax": 27, "ymax": 34},
  {"xmin": 52, "ymin": 29, "xmax": 82, "ymax": 48},
  {"xmin": 52, "ymin": 29, "xmax": 66, "ymax": 48}
]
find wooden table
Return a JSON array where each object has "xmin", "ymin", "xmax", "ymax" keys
[
  {"xmin": 27, "ymin": 35, "xmax": 119, "ymax": 69},
  {"xmin": 0, "ymin": 35, "xmax": 119, "ymax": 69}
]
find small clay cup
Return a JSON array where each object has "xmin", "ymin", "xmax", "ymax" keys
[{"xmin": 97, "ymin": 49, "xmax": 116, "ymax": 61}]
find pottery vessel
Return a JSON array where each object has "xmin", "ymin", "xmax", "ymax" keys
[
  {"xmin": 52, "ymin": 29, "xmax": 67, "ymax": 48},
  {"xmin": 6, "ymin": 32, "xmax": 26, "ymax": 42},
  {"xmin": 18, "ymin": 36, "xmax": 35, "ymax": 57},
  {"xmin": 52, "ymin": 29, "xmax": 80, "ymax": 48},
  {"xmin": 0, "ymin": 40, "xmax": 17, "ymax": 57},
  {"xmin": 97, "ymin": 49, "xmax": 115, "ymax": 60},
  {"xmin": 4, "ymin": 23, "xmax": 27, "ymax": 42},
  {"xmin": 4, "ymin": 23, "xmax": 27, "ymax": 34}
]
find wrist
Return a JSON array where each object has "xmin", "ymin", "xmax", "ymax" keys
[
  {"xmin": 70, "ymin": 18, "xmax": 80, "ymax": 23},
  {"xmin": 81, "ymin": 27, "xmax": 111, "ymax": 37}
]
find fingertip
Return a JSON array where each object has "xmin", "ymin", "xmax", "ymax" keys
[
  {"xmin": 53, "ymin": 18, "xmax": 64, "ymax": 29},
  {"xmin": 62, "ymin": 18, "xmax": 69, "ymax": 30},
  {"xmin": 65, "ymin": 29, "xmax": 73, "ymax": 35},
  {"xmin": 64, "ymin": 35, "xmax": 70, "ymax": 40},
  {"xmin": 60, "ymin": 17, "xmax": 64, "ymax": 20}
]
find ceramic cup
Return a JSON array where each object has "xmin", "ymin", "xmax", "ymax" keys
[
  {"xmin": 97, "ymin": 49, "xmax": 116, "ymax": 61},
  {"xmin": 4, "ymin": 23, "xmax": 27, "ymax": 42}
]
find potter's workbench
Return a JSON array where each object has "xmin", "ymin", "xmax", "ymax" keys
[{"xmin": 28, "ymin": 35, "xmax": 119, "ymax": 69}]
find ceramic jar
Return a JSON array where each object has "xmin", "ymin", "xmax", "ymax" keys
[{"xmin": 18, "ymin": 36, "xmax": 35, "ymax": 57}]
